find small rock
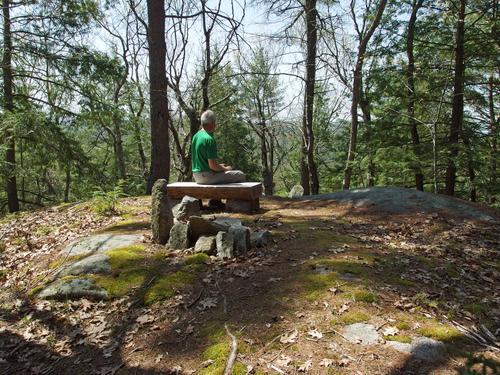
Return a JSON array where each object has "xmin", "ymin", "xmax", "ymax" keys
[
  {"xmin": 216, "ymin": 231, "xmax": 234, "ymax": 259},
  {"xmin": 167, "ymin": 222, "xmax": 190, "ymax": 250},
  {"xmin": 61, "ymin": 234, "xmax": 143, "ymax": 257},
  {"xmin": 189, "ymin": 216, "xmax": 227, "ymax": 239},
  {"xmin": 386, "ymin": 337, "xmax": 445, "ymax": 362},
  {"xmin": 172, "ymin": 196, "xmax": 201, "ymax": 221},
  {"xmin": 39, "ymin": 278, "xmax": 108, "ymax": 300},
  {"xmin": 228, "ymin": 225, "xmax": 250, "ymax": 255},
  {"xmin": 151, "ymin": 179, "xmax": 174, "ymax": 244},
  {"xmin": 288, "ymin": 185, "xmax": 304, "ymax": 198},
  {"xmin": 343, "ymin": 323, "xmax": 380, "ymax": 345},
  {"xmin": 411, "ymin": 337, "xmax": 445, "ymax": 362},
  {"xmin": 58, "ymin": 254, "xmax": 111, "ymax": 277},
  {"xmin": 213, "ymin": 217, "xmax": 242, "ymax": 228},
  {"xmin": 194, "ymin": 236, "xmax": 216, "ymax": 254},
  {"xmin": 250, "ymin": 230, "xmax": 271, "ymax": 247}
]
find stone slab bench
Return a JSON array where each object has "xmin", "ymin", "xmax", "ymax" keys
[{"xmin": 166, "ymin": 182, "xmax": 262, "ymax": 213}]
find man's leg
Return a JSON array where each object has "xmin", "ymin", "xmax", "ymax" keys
[{"xmin": 193, "ymin": 171, "xmax": 246, "ymax": 184}]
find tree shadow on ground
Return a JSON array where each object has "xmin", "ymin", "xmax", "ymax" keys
[{"xmin": 1, "ymin": 197, "xmax": 499, "ymax": 374}]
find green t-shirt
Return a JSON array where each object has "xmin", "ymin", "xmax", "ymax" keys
[{"xmin": 192, "ymin": 129, "xmax": 218, "ymax": 173}]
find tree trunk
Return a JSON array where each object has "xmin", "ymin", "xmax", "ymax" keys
[
  {"xmin": 359, "ymin": 80, "xmax": 374, "ymax": 187},
  {"xmin": 64, "ymin": 164, "xmax": 71, "ymax": 202},
  {"xmin": 488, "ymin": 74, "xmax": 497, "ymax": 204},
  {"xmin": 343, "ymin": 0, "xmax": 387, "ymax": 190},
  {"xmin": 146, "ymin": 0, "xmax": 170, "ymax": 194},
  {"xmin": 2, "ymin": 0, "xmax": 19, "ymax": 212},
  {"xmin": 445, "ymin": 0, "xmax": 466, "ymax": 196},
  {"xmin": 407, "ymin": 0, "xmax": 425, "ymax": 191},
  {"xmin": 303, "ymin": 0, "xmax": 319, "ymax": 194},
  {"xmin": 113, "ymin": 117, "xmax": 127, "ymax": 180},
  {"xmin": 300, "ymin": 135, "xmax": 310, "ymax": 195}
]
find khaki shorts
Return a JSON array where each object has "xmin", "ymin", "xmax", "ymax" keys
[{"xmin": 193, "ymin": 170, "xmax": 246, "ymax": 184}]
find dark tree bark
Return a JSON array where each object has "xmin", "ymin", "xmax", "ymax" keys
[
  {"xmin": 445, "ymin": 0, "xmax": 466, "ymax": 196},
  {"xmin": 488, "ymin": 74, "xmax": 497, "ymax": 204},
  {"xmin": 343, "ymin": 0, "xmax": 387, "ymax": 190},
  {"xmin": 407, "ymin": 0, "xmax": 425, "ymax": 191},
  {"xmin": 146, "ymin": 0, "xmax": 170, "ymax": 194},
  {"xmin": 302, "ymin": 0, "xmax": 319, "ymax": 195},
  {"xmin": 2, "ymin": 0, "xmax": 19, "ymax": 212}
]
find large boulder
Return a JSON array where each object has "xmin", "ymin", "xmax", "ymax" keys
[
  {"xmin": 228, "ymin": 225, "xmax": 250, "ymax": 255},
  {"xmin": 194, "ymin": 236, "xmax": 216, "ymax": 254},
  {"xmin": 288, "ymin": 185, "xmax": 304, "ymax": 198},
  {"xmin": 151, "ymin": 179, "xmax": 174, "ymax": 245},
  {"xmin": 172, "ymin": 196, "xmax": 201, "ymax": 221},
  {"xmin": 167, "ymin": 222, "xmax": 190, "ymax": 250},
  {"xmin": 250, "ymin": 230, "xmax": 271, "ymax": 248},
  {"xmin": 188, "ymin": 216, "xmax": 227, "ymax": 240},
  {"xmin": 61, "ymin": 234, "xmax": 143, "ymax": 257},
  {"xmin": 216, "ymin": 231, "xmax": 234, "ymax": 259},
  {"xmin": 39, "ymin": 278, "xmax": 108, "ymax": 300},
  {"xmin": 58, "ymin": 254, "xmax": 111, "ymax": 277}
]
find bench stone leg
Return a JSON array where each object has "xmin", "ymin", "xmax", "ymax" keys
[{"xmin": 226, "ymin": 199, "xmax": 259, "ymax": 213}]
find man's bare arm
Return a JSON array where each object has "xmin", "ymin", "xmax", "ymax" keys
[{"xmin": 208, "ymin": 159, "xmax": 232, "ymax": 172}]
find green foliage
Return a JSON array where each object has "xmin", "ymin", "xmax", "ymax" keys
[{"xmin": 91, "ymin": 181, "xmax": 126, "ymax": 216}]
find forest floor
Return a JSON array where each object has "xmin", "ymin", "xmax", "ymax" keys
[{"xmin": 0, "ymin": 189, "xmax": 499, "ymax": 374}]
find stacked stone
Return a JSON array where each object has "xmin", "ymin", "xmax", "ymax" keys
[{"xmin": 152, "ymin": 189, "xmax": 270, "ymax": 259}]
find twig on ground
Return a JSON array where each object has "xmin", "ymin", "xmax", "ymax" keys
[
  {"xmin": 224, "ymin": 324, "xmax": 238, "ymax": 375},
  {"xmin": 187, "ymin": 289, "xmax": 203, "ymax": 309},
  {"xmin": 323, "ymin": 329, "xmax": 350, "ymax": 342}
]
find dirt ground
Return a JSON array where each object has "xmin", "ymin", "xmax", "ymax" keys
[{"xmin": 0, "ymin": 194, "xmax": 499, "ymax": 374}]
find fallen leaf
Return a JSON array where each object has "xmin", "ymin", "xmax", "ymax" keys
[
  {"xmin": 319, "ymin": 358, "xmax": 334, "ymax": 367},
  {"xmin": 280, "ymin": 329, "xmax": 298, "ymax": 344},
  {"xmin": 382, "ymin": 326, "xmax": 399, "ymax": 336},
  {"xmin": 308, "ymin": 329, "xmax": 323, "ymax": 339},
  {"xmin": 275, "ymin": 355, "xmax": 292, "ymax": 367},
  {"xmin": 298, "ymin": 360, "xmax": 312, "ymax": 372},
  {"xmin": 197, "ymin": 297, "xmax": 217, "ymax": 310},
  {"xmin": 136, "ymin": 314, "xmax": 155, "ymax": 325}
]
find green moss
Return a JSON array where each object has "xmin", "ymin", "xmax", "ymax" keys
[
  {"xmin": 464, "ymin": 303, "xmax": 489, "ymax": 315},
  {"xmin": 198, "ymin": 322, "xmax": 225, "ymax": 341},
  {"xmin": 28, "ymin": 285, "xmax": 44, "ymax": 297},
  {"xmin": 100, "ymin": 220, "xmax": 150, "ymax": 233},
  {"xmin": 385, "ymin": 335, "xmax": 412, "ymax": 344},
  {"xmin": 395, "ymin": 320, "xmax": 411, "ymax": 330},
  {"xmin": 445, "ymin": 264, "xmax": 460, "ymax": 278},
  {"xmin": 299, "ymin": 271, "xmax": 339, "ymax": 301},
  {"xmin": 94, "ymin": 269, "xmax": 147, "ymax": 298},
  {"xmin": 331, "ymin": 311, "xmax": 370, "ymax": 325},
  {"xmin": 106, "ymin": 245, "xmax": 146, "ymax": 269},
  {"xmin": 185, "ymin": 253, "xmax": 210, "ymax": 265},
  {"xmin": 35, "ymin": 225, "xmax": 56, "ymax": 236},
  {"xmin": 200, "ymin": 341, "xmax": 247, "ymax": 375},
  {"xmin": 417, "ymin": 322, "xmax": 464, "ymax": 342},
  {"xmin": 144, "ymin": 264, "xmax": 204, "ymax": 304},
  {"xmin": 345, "ymin": 289, "xmax": 377, "ymax": 303}
]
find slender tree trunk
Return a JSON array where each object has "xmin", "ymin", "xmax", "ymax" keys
[
  {"xmin": 359, "ymin": 80, "xmax": 374, "ymax": 187},
  {"xmin": 343, "ymin": 0, "xmax": 387, "ymax": 190},
  {"xmin": 488, "ymin": 74, "xmax": 497, "ymax": 204},
  {"xmin": 112, "ymin": 116, "xmax": 127, "ymax": 180},
  {"xmin": 2, "ymin": 0, "xmax": 19, "ymax": 212},
  {"xmin": 407, "ymin": 0, "xmax": 425, "ymax": 191},
  {"xmin": 146, "ymin": 0, "xmax": 170, "ymax": 193},
  {"xmin": 300, "ymin": 135, "xmax": 310, "ymax": 195},
  {"xmin": 132, "ymin": 119, "xmax": 148, "ymax": 178},
  {"xmin": 445, "ymin": 0, "xmax": 466, "ymax": 196},
  {"xmin": 64, "ymin": 164, "xmax": 71, "ymax": 203},
  {"xmin": 303, "ymin": 0, "xmax": 319, "ymax": 194}
]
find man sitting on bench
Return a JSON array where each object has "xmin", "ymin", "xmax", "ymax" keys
[{"xmin": 192, "ymin": 109, "xmax": 246, "ymax": 184}]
